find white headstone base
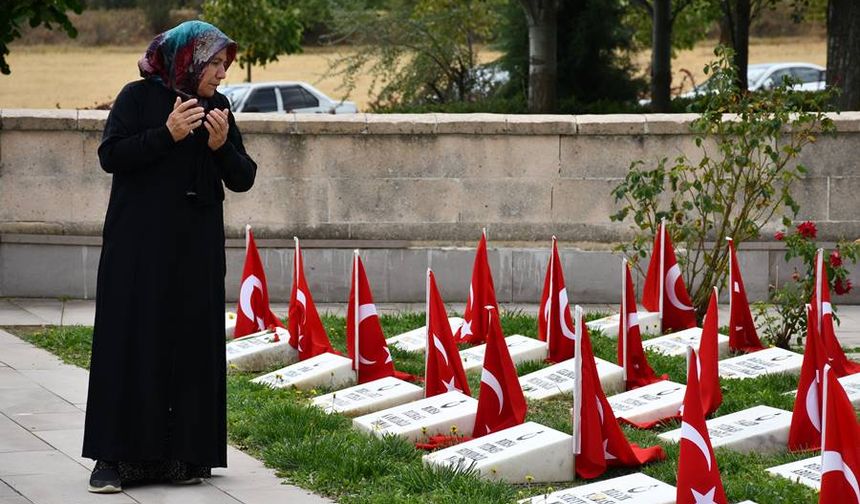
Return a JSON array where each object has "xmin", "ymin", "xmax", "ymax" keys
[
  {"xmin": 353, "ymin": 391, "xmax": 478, "ymax": 442},
  {"xmin": 460, "ymin": 335, "xmax": 548, "ymax": 373},
  {"xmin": 311, "ymin": 376, "xmax": 424, "ymax": 417},
  {"xmin": 518, "ymin": 472, "xmax": 676, "ymax": 504},
  {"xmin": 766, "ymin": 456, "xmax": 821, "ymax": 490},
  {"xmin": 660, "ymin": 405, "xmax": 792, "ymax": 454},
  {"xmin": 608, "ymin": 380, "xmax": 686, "ymax": 425},
  {"xmin": 719, "ymin": 347, "xmax": 803, "ymax": 380},
  {"xmin": 642, "ymin": 327, "xmax": 730, "ymax": 358},
  {"xmin": 226, "ymin": 329, "xmax": 297, "ymax": 372},
  {"xmin": 251, "ymin": 352, "xmax": 355, "ymax": 391},
  {"xmin": 385, "ymin": 317, "xmax": 465, "ymax": 353},
  {"xmin": 586, "ymin": 311, "xmax": 661, "ymax": 339},
  {"xmin": 423, "ymin": 421, "xmax": 573, "ymax": 484},
  {"xmin": 519, "ymin": 357, "xmax": 624, "ymax": 400}
]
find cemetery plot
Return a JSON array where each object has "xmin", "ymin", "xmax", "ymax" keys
[
  {"xmin": 422, "ymin": 421, "xmax": 573, "ymax": 483},
  {"xmin": 518, "ymin": 472, "xmax": 676, "ymax": 504},
  {"xmin": 642, "ymin": 327, "xmax": 730, "ymax": 358},
  {"xmin": 607, "ymin": 380, "xmax": 686, "ymax": 425},
  {"xmin": 460, "ymin": 335, "xmax": 548, "ymax": 373},
  {"xmin": 766, "ymin": 456, "xmax": 821, "ymax": 490},
  {"xmin": 226, "ymin": 329, "xmax": 297, "ymax": 372},
  {"xmin": 586, "ymin": 311, "xmax": 661, "ymax": 339},
  {"xmin": 519, "ymin": 357, "xmax": 624, "ymax": 400},
  {"xmin": 311, "ymin": 376, "xmax": 424, "ymax": 417},
  {"xmin": 718, "ymin": 347, "xmax": 803, "ymax": 380},
  {"xmin": 660, "ymin": 405, "xmax": 792, "ymax": 454},
  {"xmin": 385, "ymin": 317, "xmax": 465, "ymax": 353},
  {"xmin": 353, "ymin": 391, "xmax": 478, "ymax": 442},
  {"xmin": 251, "ymin": 352, "xmax": 355, "ymax": 391}
]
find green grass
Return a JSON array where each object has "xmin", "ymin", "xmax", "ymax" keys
[{"xmin": 4, "ymin": 314, "xmax": 823, "ymax": 503}]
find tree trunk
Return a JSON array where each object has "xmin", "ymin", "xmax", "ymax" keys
[
  {"xmin": 827, "ymin": 0, "xmax": 860, "ymax": 110},
  {"xmin": 245, "ymin": 63, "xmax": 252, "ymax": 83},
  {"xmin": 650, "ymin": 0, "xmax": 672, "ymax": 112},
  {"xmin": 732, "ymin": 0, "xmax": 751, "ymax": 91},
  {"xmin": 519, "ymin": 0, "xmax": 558, "ymax": 113}
]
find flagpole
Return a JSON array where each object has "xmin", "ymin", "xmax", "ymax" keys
[
  {"xmin": 621, "ymin": 257, "xmax": 628, "ymax": 385},
  {"xmin": 353, "ymin": 249, "xmax": 360, "ymax": 383},
  {"xmin": 820, "ymin": 363, "xmax": 831, "ymax": 461},
  {"xmin": 659, "ymin": 218, "xmax": 666, "ymax": 327},
  {"xmin": 816, "ymin": 248, "xmax": 823, "ymax": 333},
  {"xmin": 726, "ymin": 237, "xmax": 733, "ymax": 316},
  {"xmin": 573, "ymin": 305, "xmax": 583, "ymax": 459},
  {"xmin": 425, "ymin": 268, "xmax": 431, "ymax": 398},
  {"xmin": 547, "ymin": 237, "xmax": 555, "ymax": 355},
  {"xmin": 294, "ymin": 236, "xmax": 300, "ymax": 282}
]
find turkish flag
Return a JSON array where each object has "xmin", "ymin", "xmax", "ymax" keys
[
  {"xmin": 618, "ymin": 259, "xmax": 664, "ymax": 390},
  {"xmin": 819, "ymin": 364, "xmax": 860, "ymax": 504},
  {"xmin": 697, "ymin": 288, "xmax": 723, "ymax": 417},
  {"xmin": 676, "ymin": 347, "xmax": 728, "ymax": 504},
  {"xmin": 346, "ymin": 253, "xmax": 395, "ymax": 384},
  {"xmin": 538, "ymin": 237, "xmax": 576, "ymax": 362},
  {"xmin": 234, "ymin": 227, "xmax": 284, "ymax": 338},
  {"xmin": 425, "ymin": 270, "xmax": 471, "ymax": 398},
  {"xmin": 575, "ymin": 313, "xmax": 665, "ymax": 479},
  {"xmin": 789, "ymin": 305, "xmax": 828, "ymax": 452},
  {"xmin": 472, "ymin": 306, "xmax": 527, "ymax": 437},
  {"xmin": 288, "ymin": 239, "xmax": 334, "ymax": 360},
  {"xmin": 641, "ymin": 220, "xmax": 697, "ymax": 333},
  {"xmin": 454, "ymin": 230, "xmax": 500, "ymax": 345},
  {"xmin": 811, "ymin": 249, "xmax": 860, "ymax": 376},
  {"xmin": 727, "ymin": 238, "xmax": 765, "ymax": 353}
]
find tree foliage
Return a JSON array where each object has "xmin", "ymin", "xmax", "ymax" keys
[
  {"xmin": 201, "ymin": 0, "xmax": 303, "ymax": 82},
  {"xmin": 0, "ymin": 0, "xmax": 84, "ymax": 75}
]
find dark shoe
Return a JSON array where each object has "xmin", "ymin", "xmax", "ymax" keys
[
  {"xmin": 171, "ymin": 477, "xmax": 203, "ymax": 485},
  {"xmin": 88, "ymin": 461, "xmax": 122, "ymax": 493}
]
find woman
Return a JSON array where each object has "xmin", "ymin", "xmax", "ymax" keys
[{"xmin": 83, "ymin": 21, "xmax": 256, "ymax": 493}]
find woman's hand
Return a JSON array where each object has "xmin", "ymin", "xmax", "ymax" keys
[
  {"xmin": 204, "ymin": 108, "xmax": 230, "ymax": 151},
  {"xmin": 166, "ymin": 97, "xmax": 205, "ymax": 142}
]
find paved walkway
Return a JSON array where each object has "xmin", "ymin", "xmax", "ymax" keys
[{"xmin": 2, "ymin": 297, "xmax": 860, "ymax": 504}]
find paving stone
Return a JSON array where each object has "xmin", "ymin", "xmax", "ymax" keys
[
  {"xmin": 31, "ymin": 428, "xmax": 92, "ymax": 470},
  {"xmin": 1, "ymin": 469, "xmax": 135, "ymax": 504},
  {"xmin": 0, "ymin": 414, "xmax": 53, "ymax": 453},
  {"xmin": 10, "ymin": 410, "xmax": 85, "ymax": 432},
  {"xmin": 124, "ymin": 481, "xmax": 242, "ymax": 504},
  {"xmin": 0, "ymin": 449, "xmax": 86, "ymax": 476},
  {"xmin": 0, "ymin": 387, "xmax": 79, "ymax": 416},
  {"xmin": 19, "ymin": 367, "xmax": 90, "ymax": 404}
]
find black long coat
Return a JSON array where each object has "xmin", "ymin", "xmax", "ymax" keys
[{"xmin": 83, "ymin": 79, "xmax": 256, "ymax": 467}]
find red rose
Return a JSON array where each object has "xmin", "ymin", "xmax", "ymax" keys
[
  {"xmin": 796, "ymin": 221, "xmax": 817, "ymax": 239},
  {"xmin": 835, "ymin": 278, "xmax": 853, "ymax": 295},
  {"xmin": 830, "ymin": 250, "xmax": 843, "ymax": 268},
  {"xmin": 774, "ymin": 231, "xmax": 785, "ymax": 241},
  {"xmin": 792, "ymin": 271, "xmax": 801, "ymax": 282}
]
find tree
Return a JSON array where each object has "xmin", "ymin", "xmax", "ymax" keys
[
  {"xmin": 201, "ymin": 0, "xmax": 303, "ymax": 82},
  {"xmin": 826, "ymin": 0, "xmax": 860, "ymax": 110},
  {"xmin": 517, "ymin": 0, "xmax": 558, "ymax": 113},
  {"xmin": 139, "ymin": 0, "xmax": 174, "ymax": 34},
  {"xmin": 0, "ymin": 0, "xmax": 83, "ymax": 75}
]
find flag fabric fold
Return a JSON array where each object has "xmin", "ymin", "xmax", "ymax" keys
[
  {"xmin": 234, "ymin": 227, "xmax": 284, "ymax": 338},
  {"xmin": 642, "ymin": 220, "xmax": 697, "ymax": 333},
  {"xmin": 347, "ymin": 254, "xmax": 396, "ymax": 384},
  {"xmin": 811, "ymin": 249, "xmax": 860, "ymax": 377},
  {"xmin": 788, "ymin": 305, "xmax": 828, "ymax": 452},
  {"xmin": 454, "ymin": 230, "xmax": 500, "ymax": 345},
  {"xmin": 618, "ymin": 259, "xmax": 665, "ymax": 390},
  {"xmin": 697, "ymin": 288, "xmax": 723, "ymax": 417},
  {"xmin": 727, "ymin": 238, "xmax": 765, "ymax": 353},
  {"xmin": 425, "ymin": 270, "xmax": 471, "ymax": 398},
  {"xmin": 288, "ymin": 239, "xmax": 335, "ymax": 359},
  {"xmin": 538, "ymin": 237, "xmax": 577, "ymax": 362},
  {"xmin": 819, "ymin": 364, "xmax": 860, "ymax": 504}
]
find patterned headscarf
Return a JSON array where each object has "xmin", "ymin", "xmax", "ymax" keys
[{"xmin": 138, "ymin": 21, "xmax": 237, "ymax": 98}]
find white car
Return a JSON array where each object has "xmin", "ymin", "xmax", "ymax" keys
[
  {"xmin": 682, "ymin": 62, "xmax": 826, "ymax": 98},
  {"xmin": 218, "ymin": 81, "xmax": 358, "ymax": 114}
]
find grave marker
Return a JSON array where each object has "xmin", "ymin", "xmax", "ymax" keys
[
  {"xmin": 607, "ymin": 380, "xmax": 686, "ymax": 425},
  {"xmin": 642, "ymin": 327, "xmax": 730, "ymax": 358},
  {"xmin": 519, "ymin": 357, "xmax": 624, "ymax": 400},
  {"xmin": 385, "ymin": 317, "xmax": 465, "ymax": 353},
  {"xmin": 586, "ymin": 311, "xmax": 661, "ymax": 339},
  {"xmin": 226, "ymin": 328, "xmax": 297, "ymax": 371},
  {"xmin": 251, "ymin": 352, "xmax": 355, "ymax": 391},
  {"xmin": 518, "ymin": 472, "xmax": 676, "ymax": 504},
  {"xmin": 719, "ymin": 347, "xmax": 803, "ymax": 380},
  {"xmin": 353, "ymin": 390, "xmax": 478, "ymax": 442},
  {"xmin": 766, "ymin": 456, "xmax": 821, "ymax": 490},
  {"xmin": 423, "ymin": 421, "xmax": 573, "ymax": 483},
  {"xmin": 660, "ymin": 405, "xmax": 792, "ymax": 454},
  {"xmin": 460, "ymin": 335, "xmax": 548, "ymax": 373},
  {"xmin": 311, "ymin": 376, "xmax": 424, "ymax": 417}
]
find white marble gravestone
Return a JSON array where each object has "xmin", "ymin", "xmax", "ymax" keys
[
  {"xmin": 353, "ymin": 391, "xmax": 478, "ymax": 442},
  {"xmin": 660, "ymin": 405, "xmax": 792, "ymax": 454},
  {"xmin": 642, "ymin": 327, "xmax": 730, "ymax": 358},
  {"xmin": 766, "ymin": 456, "xmax": 821, "ymax": 490},
  {"xmin": 718, "ymin": 347, "xmax": 803, "ymax": 380},
  {"xmin": 225, "ymin": 311, "xmax": 237, "ymax": 339},
  {"xmin": 423, "ymin": 421, "xmax": 573, "ymax": 483},
  {"xmin": 311, "ymin": 376, "xmax": 424, "ymax": 417},
  {"xmin": 519, "ymin": 357, "xmax": 624, "ymax": 400},
  {"xmin": 251, "ymin": 352, "xmax": 355, "ymax": 391},
  {"xmin": 385, "ymin": 317, "xmax": 465, "ymax": 353},
  {"xmin": 226, "ymin": 328, "xmax": 297, "ymax": 372},
  {"xmin": 586, "ymin": 311, "xmax": 661, "ymax": 339},
  {"xmin": 518, "ymin": 472, "xmax": 676, "ymax": 504},
  {"xmin": 460, "ymin": 335, "xmax": 548, "ymax": 373},
  {"xmin": 608, "ymin": 380, "xmax": 686, "ymax": 425}
]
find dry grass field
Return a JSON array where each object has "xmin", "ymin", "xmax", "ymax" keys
[{"xmin": 1, "ymin": 36, "xmax": 825, "ymax": 110}]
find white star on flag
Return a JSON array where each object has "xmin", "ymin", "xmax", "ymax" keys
[
  {"xmin": 443, "ymin": 376, "xmax": 461, "ymax": 393},
  {"xmin": 691, "ymin": 487, "xmax": 718, "ymax": 504}
]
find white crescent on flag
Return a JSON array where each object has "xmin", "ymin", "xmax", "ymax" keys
[
  {"xmin": 240, "ymin": 274, "xmax": 265, "ymax": 330},
  {"xmin": 296, "ymin": 288, "xmax": 307, "ymax": 308},
  {"xmin": 627, "ymin": 312, "xmax": 639, "ymax": 329},
  {"xmin": 805, "ymin": 373, "xmax": 822, "ymax": 432},
  {"xmin": 359, "ymin": 354, "xmax": 376, "ymax": 365},
  {"xmin": 822, "ymin": 450, "xmax": 860, "ymax": 503},
  {"xmin": 666, "ymin": 264, "xmax": 694, "ymax": 311},
  {"xmin": 558, "ymin": 288, "xmax": 577, "ymax": 341},
  {"xmin": 358, "ymin": 303, "xmax": 377, "ymax": 323},
  {"xmin": 481, "ymin": 368, "xmax": 505, "ymax": 414},
  {"xmin": 822, "ymin": 302, "xmax": 833, "ymax": 315},
  {"xmin": 680, "ymin": 421, "xmax": 712, "ymax": 471},
  {"xmin": 433, "ymin": 334, "xmax": 450, "ymax": 367}
]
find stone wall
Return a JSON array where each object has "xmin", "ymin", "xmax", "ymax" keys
[{"xmin": 1, "ymin": 110, "xmax": 859, "ymax": 303}]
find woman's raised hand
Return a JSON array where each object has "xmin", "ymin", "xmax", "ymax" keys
[
  {"xmin": 166, "ymin": 97, "xmax": 205, "ymax": 142},
  {"xmin": 204, "ymin": 108, "xmax": 230, "ymax": 151}
]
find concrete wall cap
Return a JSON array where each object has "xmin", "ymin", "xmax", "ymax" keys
[
  {"xmin": 0, "ymin": 109, "xmax": 77, "ymax": 130},
  {"xmin": 294, "ymin": 113, "xmax": 368, "ymax": 134},
  {"xmin": 506, "ymin": 114, "xmax": 577, "ymax": 135},
  {"xmin": 643, "ymin": 113, "xmax": 698, "ymax": 135},
  {"xmin": 366, "ymin": 113, "xmax": 437, "ymax": 134},
  {"xmin": 433, "ymin": 113, "xmax": 508, "ymax": 134},
  {"xmin": 233, "ymin": 112, "xmax": 296, "ymax": 134},
  {"xmin": 77, "ymin": 110, "xmax": 109, "ymax": 131},
  {"xmin": 576, "ymin": 114, "xmax": 645, "ymax": 135}
]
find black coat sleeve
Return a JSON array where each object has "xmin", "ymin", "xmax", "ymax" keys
[
  {"xmin": 98, "ymin": 83, "xmax": 176, "ymax": 174},
  {"xmin": 212, "ymin": 110, "xmax": 257, "ymax": 193}
]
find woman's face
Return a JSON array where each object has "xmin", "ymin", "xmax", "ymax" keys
[{"xmin": 197, "ymin": 48, "xmax": 228, "ymax": 98}]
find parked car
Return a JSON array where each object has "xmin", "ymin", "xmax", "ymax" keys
[
  {"xmin": 681, "ymin": 62, "xmax": 826, "ymax": 98},
  {"xmin": 219, "ymin": 81, "xmax": 358, "ymax": 114}
]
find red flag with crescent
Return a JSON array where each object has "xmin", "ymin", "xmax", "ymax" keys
[
  {"xmin": 425, "ymin": 270, "xmax": 471, "ymax": 398},
  {"xmin": 819, "ymin": 364, "xmax": 860, "ymax": 504},
  {"xmin": 538, "ymin": 237, "xmax": 577, "ymax": 362},
  {"xmin": 288, "ymin": 239, "xmax": 334, "ymax": 360},
  {"xmin": 642, "ymin": 220, "xmax": 697, "ymax": 333},
  {"xmin": 454, "ymin": 230, "xmax": 500, "ymax": 345},
  {"xmin": 346, "ymin": 254, "xmax": 395, "ymax": 384},
  {"xmin": 727, "ymin": 238, "xmax": 765, "ymax": 353},
  {"xmin": 234, "ymin": 227, "xmax": 284, "ymax": 338}
]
